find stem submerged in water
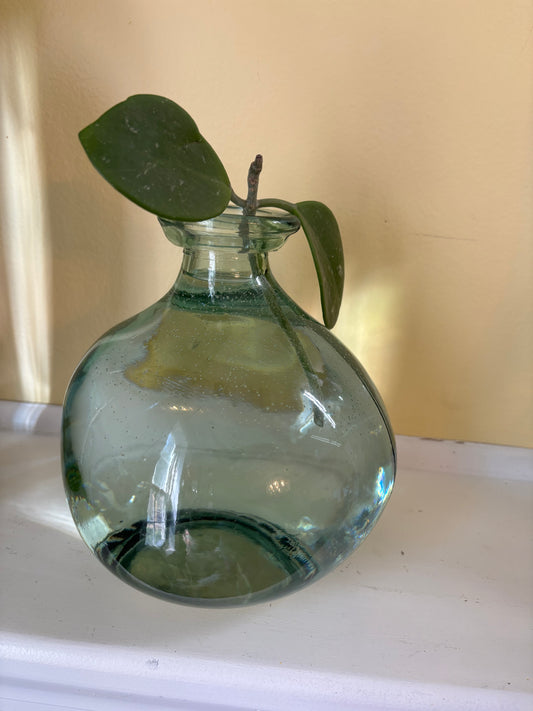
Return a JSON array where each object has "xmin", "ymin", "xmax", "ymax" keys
[{"xmin": 233, "ymin": 156, "xmax": 325, "ymax": 427}]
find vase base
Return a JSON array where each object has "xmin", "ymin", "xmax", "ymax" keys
[{"xmin": 95, "ymin": 509, "xmax": 319, "ymax": 606}]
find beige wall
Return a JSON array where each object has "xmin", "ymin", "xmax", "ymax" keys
[{"xmin": 1, "ymin": 0, "xmax": 531, "ymax": 447}]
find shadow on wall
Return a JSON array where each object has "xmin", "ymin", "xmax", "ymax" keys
[
  {"xmin": 304, "ymin": 21, "xmax": 486, "ymax": 443},
  {"xmin": 267, "ymin": 67, "xmax": 413, "ymax": 441},
  {"xmin": 0, "ymin": 1, "xmax": 131, "ymax": 405},
  {"xmin": 38, "ymin": 23, "xmax": 131, "ymax": 404}
]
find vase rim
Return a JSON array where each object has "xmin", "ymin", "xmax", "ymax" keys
[{"xmin": 158, "ymin": 205, "xmax": 301, "ymax": 252}]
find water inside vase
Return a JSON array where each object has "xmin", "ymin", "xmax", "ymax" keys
[
  {"xmin": 63, "ymin": 291, "xmax": 395, "ymax": 606},
  {"xmin": 94, "ymin": 509, "xmax": 318, "ymax": 606}
]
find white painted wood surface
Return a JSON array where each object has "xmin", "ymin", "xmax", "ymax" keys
[{"xmin": 1, "ymin": 402, "xmax": 531, "ymax": 710}]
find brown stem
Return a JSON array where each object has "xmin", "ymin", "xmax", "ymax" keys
[{"xmin": 243, "ymin": 154, "xmax": 263, "ymax": 216}]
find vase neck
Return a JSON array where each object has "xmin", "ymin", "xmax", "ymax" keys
[
  {"xmin": 159, "ymin": 206, "xmax": 300, "ymax": 297},
  {"xmin": 177, "ymin": 244, "xmax": 268, "ymax": 293}
]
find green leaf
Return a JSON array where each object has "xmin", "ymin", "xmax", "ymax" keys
[
  {"xmin": 79, "ymin": 94, "xmax": 231, "ymax": 221},
  {"xmin": 295, "ymin": 201, "xmax": 344, "ymax": 328},
  {"xmin": 259, "ymin": 199, "xmax": 344, "ymax": 328}
]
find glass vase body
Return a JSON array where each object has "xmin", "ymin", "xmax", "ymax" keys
[{"xmin": 62, "ymin": 208, "xmax": 396, "ymax": 607}]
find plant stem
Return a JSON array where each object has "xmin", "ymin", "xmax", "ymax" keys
[
  {"xmin": 258, "ymin": 270, "xmax": 325, "ymax": 428},
  {"xmin": 256, "ymin": 197, "xmax": 294, "ymax": 212},
  {"xmin": 232, "ymin": 156, "xmax": 325, "ymax": 427},
  {"xmin": 243, "ymin": 155, "xmax": 263, "ymax": 216},
  {"xmin": 230, "ymin": 189, "xmax": 246, "ymax": 209}
]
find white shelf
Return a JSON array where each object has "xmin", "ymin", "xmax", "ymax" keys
[{"xmin": 1, "ymin": 402, "xmax": 531, "ymax": 710}]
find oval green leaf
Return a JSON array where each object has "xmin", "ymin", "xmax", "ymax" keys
[
  {"xmin": 259, "ymin": 199, "xmax": 344, "ymax": 328},
  {"xmin": 295, "ymin": 201, "xmax": 344, "ymax": 328},
  {"xmin": 79, "ymin": 94, "xmax": 231, "ymax": 221}
]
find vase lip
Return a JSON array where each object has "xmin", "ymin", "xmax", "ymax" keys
[{"xmin": 158, "ymin": 205, "xmax": 301, "ymax": 252}]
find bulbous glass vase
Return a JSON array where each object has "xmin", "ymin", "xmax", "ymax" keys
[{"xmin": 62, "ymin": 207, "xmax": 395, "ymax": 607}]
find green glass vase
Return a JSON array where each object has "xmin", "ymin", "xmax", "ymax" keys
[{"xmin": 62, "ymin": 207, "xmax": 395, "ymax": 606}]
